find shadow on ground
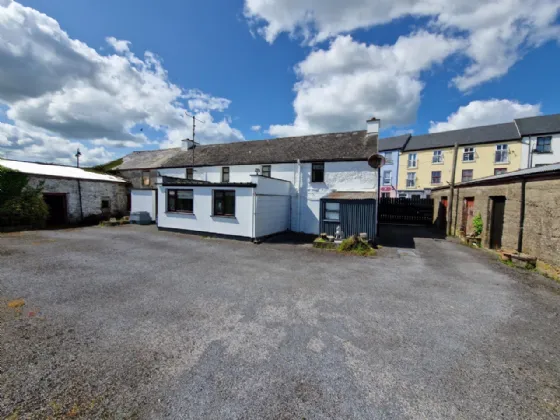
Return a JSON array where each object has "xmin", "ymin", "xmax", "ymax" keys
[
  {"xmin": 260, "ymin": 231, "xmax": 316, "ymax": 245},
  {"xmin": 377, "ymin": 224, "xmax": 446, "ymax": 249}
]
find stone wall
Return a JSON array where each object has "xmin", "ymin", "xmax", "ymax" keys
[
  {"xmin": 118, "ymin": 169, "xmax": 157, "ymax": 189},
  {"xmin": 28, "ymin": 176, "xmax": 128, "ymax": 222},
  {"xmin": 431, "ymin": 177, "xmax": 560, "ymax": 267}
]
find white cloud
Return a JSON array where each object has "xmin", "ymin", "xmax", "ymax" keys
[
  {"xmin": 245, "ymin": 0, "xmax": 560, "ymax": 90},
  {"xmin": 269, "ymin": 32, "xmax": 463, "ymax": 137},
  {"xmin": 429, "ymin": 99, "xmax": 541, "ymax": 133},
  {"xmin": 0, "ymin": 1, "xmax": 244, "ymax": 164},
  {"xmin": 251, "ymin": 125, "xmax": 261, "ymax": 132}
]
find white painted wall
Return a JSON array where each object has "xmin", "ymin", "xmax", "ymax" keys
[
  {"xmin": 189, "ymin": 163, "xmax": 297, "ymax": 183},
  {"xmin": 158, "ymin": 168, "xmax": 186, "ymax": 178},
  {"xmin": 157, "ymin": 186, "xmax": 255, "ymax": 238},
  {"xmin": 521, "ymin": 133, "xmax": 560, "ymax": 168},
  {"xmin": 131, "ymin": 189, "xmax": 156, "ymax": 221},
  {"xmin": 254, "ymin": 196, "xmax": 290, "ymax": 238}
]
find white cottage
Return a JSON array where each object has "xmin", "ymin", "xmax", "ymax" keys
[{"xmin": 118, "ymin": 118, "xmax": 380, "ymax": 240}]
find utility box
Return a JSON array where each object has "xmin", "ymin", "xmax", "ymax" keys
[{"xmin": 129, "ymin": 211, "xmax": 152, "ymax": 225}]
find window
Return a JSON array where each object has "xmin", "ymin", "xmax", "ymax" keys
[
  {"xmin": 262, "ymin": 165, "xmax": 271, "ymax": 178},
  {"xmin": 462, "ymin": 169, "xmax": 473, "ymax": 182},
  {"xmin": 221, "ymin": 167, "xmax": 230, "ymax": 183},
  {"xmin": 186, "ymin": 168, "xmax": 194, "ymax": 180},
  {"xmin": 167, "ymin": 189, "xmax": 193, "ymax": 213},
  {"xmin": 101, "ymin": 197, "xmax": 110, "ymax": 210},
  {"xmin": 431, "ymin": 171, "xmax": 442, "ymax": 184},
  {"xmin": 142, "ymin": 170, "xmax": 151, "ymax": 186},
  {"xmin": 213, "ymin": 190, "xmax": 235, "ymax": 216},
  {"xmin": 463, "ymin": 147, "xmax": 475, "ymax": 162},
  {"xmin": 495, "ymin": 144, "xmax": 508, "ymax": 163},
  {"xmin": 324, "ymin": 202, "xmax": 340, "ymax": 221},
  {"xmin": 432, "ymin": 150, "xmax": 443, "ymax": 164},
  {"xmin": 383, "ymin": 170, "xmax": 392, "ymax": 185},
  {"xmin": 536, "ymin": 136, "xmax": 552, "ymax": 153},
  {"xmin": 398, "ymin": 193, "xmax": 407, "ymax": 198},
  {"xmin": 407, "ymin": 153, "xmax": 417, "ymax": 168},
  {"xmin": 406, "ymin": 172, "xmax": 416, "ymax": 188},
  {"xmin": 411, "ymin": 194, "xmax": 421, "ymax": 200},
  {"xmin": 381, "ymin": 192, "xmax": 390, "ymax": 198},
  {"xmin": 383, "ymin": 152, "xmax": 393, "ymax": 164},
  {"xmin": 312, "ymin": 162, "xmax": 324, "ymax": 183},
  {"xmin": 494, "ymin": 168, "xmax": 507, "ymax": 175}
]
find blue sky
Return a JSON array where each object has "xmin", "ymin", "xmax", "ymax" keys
[{"xmin": 0, "ymin": 0, "xmax": 559, "ymax": 165}]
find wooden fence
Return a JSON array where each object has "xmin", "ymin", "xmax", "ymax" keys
[{"xmin": 378, "ymin": 197, "xmax": 434, "ymax": 225}]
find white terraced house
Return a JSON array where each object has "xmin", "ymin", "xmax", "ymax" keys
[{"xmin": 115, "ymin": 118, "xmax": 381, "ymax": 241}]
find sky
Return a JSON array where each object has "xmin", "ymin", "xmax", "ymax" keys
[{"xmin": 0, "ymin": 0, "xmax": 559, "ymax": 166}]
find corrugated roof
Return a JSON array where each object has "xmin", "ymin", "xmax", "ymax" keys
[
  {"xmin": 0, "ymin": 159, "xmax": 126, "ymax": 183},
  {"xmin": 514, "ymin": 113, "xmax": 560, "ymax": 136},
  {"xmin": 161, "ymin": 131, "xmax": 377, "ymax": 168},
  {"xmin": 378, "ymin": 134, "xmax": 411, "ymax": 152},
  {"xmin": 325, "ymin": 191, "xmax": 377, "ymax": 200},
  {"xmin": 404, "ymin": 122, "xmax": 520, "ymax": 152},
  {"xmin": 117, "ymin": 148, "xmax": 181, "ymax": 170}
]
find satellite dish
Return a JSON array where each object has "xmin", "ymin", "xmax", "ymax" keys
[{"xmin": 367, "ymin": 154, "xmax": 386, "ymax": 169}]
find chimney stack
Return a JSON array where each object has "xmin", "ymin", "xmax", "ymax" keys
[{"xmin": 367, "ymin": 117, "xmax": 380, "ymax": 135}]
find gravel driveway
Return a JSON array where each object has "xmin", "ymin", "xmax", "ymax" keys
[{"xmin": 1, "ymin": 225, "xmax": 559, "ymax": 419}]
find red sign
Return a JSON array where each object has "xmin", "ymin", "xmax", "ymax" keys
[{"xmin": 380, "ymin": 186, "xmax": 392, "ymax": 192}]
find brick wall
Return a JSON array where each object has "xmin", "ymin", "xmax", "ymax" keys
[
  {"xmin": 431, "ymin": 176, "xmax": 560, "ymax": 267},
  {"xmin": 28, "ymin": 176, "xmax": 128, "ymax": 222}
]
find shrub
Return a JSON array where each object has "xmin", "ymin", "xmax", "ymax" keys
[
  {"xmin": 472, "ymin": 212, "xmax": 483, "ymax": 237},
  {"xmin": 337, "ymin": 235, "xmax": 376, "ymax": 257}
]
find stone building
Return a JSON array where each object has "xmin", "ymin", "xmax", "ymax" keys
[
  {"xmin": 431, "ymin": 163, "xmax": 560, "ymax": 268},
  {"xmin": 0, "ymin": 159, "xmax": 128, "ymax": 225}
]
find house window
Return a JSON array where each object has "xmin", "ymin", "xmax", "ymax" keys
[
  {"xmin": 142, "ymin": 170, "xmax": 151, "ymax": 186},
  {"xmin": 262, "ymin": 165, "xmax": 271, "ymax": 178},
  {"xmin": 213, "ymin": 190, "xmax": 235, "ymax": 216},
  {"xmin": 101, "ymin": 197, "xmax": 110, "ymax": 210},
  {"xmin": 383, "ymin": 152, "xmax": 393, "ymax": 164},
  {"xmin": 383, "ymin": 170, "xmax": 392, "ymax": 185},
  {"xmin": 407, "ymin": 153, "xmax": 417, "ymax": 168},
  {"xmin": 406, "ymin": 172, "xmax": 416, "ymax": 188},
  {"xmin": 431, "ymin": 171, "xmax": 442, "ymax": 185},
  {"xmin": 432, "ymin": 150, "xmax": 443, "ymax": 164},
  {"xmin": 495, "ymin": 144, "xmax": 508, "ymax": 163},
  {"xmin": 167, "ymin": 189, "xmax": 193, "ymax": 213},
  {"xmin": 222, "ymin": 167, "xmax": 230, "ymax": 183},
  {"xmin": 536, "ymin": 136, "xmax": 552, "ymax": 153},
  {"xmin": 381, "ymin": 192, "xmax": 390, "ymax": 198},
  {"xmin": 462, "ymin": 169, "xmax": 473, "ymax": 182},
  {"xmin": 324, "ymin": 202, "xmax": 340, "ymax": 221},
  {"xmin": 494, "ymin": 168, "xmax": 507, "ymax": 175},
  {"xmin": 463, "ymin": 147, "xmax": 475, "ymax": 162},
  {"xmin": 186, "ymin": 168, "xmax": 194, "ymax": 180},
  {"xmin": 312, "ymin": 163, "xmax": 324, "ymax": 183}
]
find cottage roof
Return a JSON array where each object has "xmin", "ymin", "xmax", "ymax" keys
[
  {"xmin": 117, "ymin": 148, "xmax": 181, "ymax": 170},
  {"xmin": 378, "ymin": 134, "xmax": 411, "ymax": 152},
  {"xmin": 161, "ymin": 130, "xmax": 377, "ymax": 168},
  {"xmin": 0, "ymin": 158, "xmax": 126, "ymax": 183},
  {"xmin": 404, "ymin": 122, "xmax": 520, "ymax": 152},
  {"xmin": 514, "ymin": 113, "xmax": 560, "ymax": 136}
]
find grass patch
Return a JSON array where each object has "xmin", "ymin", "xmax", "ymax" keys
[{"xmin": 337, "ymin": 235, "xmax": 376, "ymax": 257}]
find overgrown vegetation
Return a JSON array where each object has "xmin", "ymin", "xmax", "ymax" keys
[
  {"xmin": 0, "ymin": 166, "xmax": 48, "ymax": 228},
  {"xmin": 472, "ymin": 212, "xmax": 483, "ymax": 237},
  {"xmin": 84, "ymin": 158, "xmax": 123, "ymax": 174},
  {"xmin": 337, "ymin": 235, "xmax": 376, "ymax": 257}
]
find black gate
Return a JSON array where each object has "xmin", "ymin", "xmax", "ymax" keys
[{"xmin": 378, "ymin": 197, "xmax": 434, "ymax": 225}]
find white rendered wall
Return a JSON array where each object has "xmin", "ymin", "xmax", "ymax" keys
[
  {"xmin": 157, "ymin": 186, "xmax": 254, "ymax": 238},
  {"xmin": 158, "ymin": 168, "xmax": 186, "ymax": 178},
  {"xmin": 254, "ymin": 195, "xmax": 290, "ymax": 238},
  {"xmin": 189, "ymin": 163, "xmax": 297, "ymax": 183},
  {"xmin": 131, "ymin": 189, "xmax": 156, "ymax": 221},
  {"xmin": 521, "ymin": 134, "xmax": 560, "ymax": 168}
]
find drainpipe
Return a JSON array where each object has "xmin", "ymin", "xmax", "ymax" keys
[
  {"xmin": 77, "ymin": 179, "xmax": 84, "ymax": 222},
  {"xmin": 296, "ymin": 159, "xmax": 302, "ymax": 232},
  {"xmin": 447, "ymin": 143, "xmax": 459, "ymax": 236},
  {"xmin": 517, "ymin": 178, "xmax": 526, "ymax": 253},
  {"xmin": 252, "ymin": 188, "xmax": 257, "ymax": 241},
  {"xmin": 375, "ymin": 166, "xmax": 380, "ymax": 238}
]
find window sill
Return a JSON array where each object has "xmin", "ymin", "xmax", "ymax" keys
[
  {"xmin": 461, "ymin": 160, "xmax": 475, "ymax": 163},
  {"xmin": 533, "ymin": 151, "xmax": 553, "ymax": 154},
  {"xmin": 494, "ymin": 161, "xmax": 510, "ymax": 165},
  {"xmin": 407, "ymin": 166, "xmax": 417, "ymax": 169},
  {"xmin": 211, "ymin": 215, "xmax": 236, "ymax": 219},
  {"xmin": 431, "ymin": 161, "xmax": 444, "ymax": 165},
  {"xmin": 324, "ymin": 219, "xmax": 340, "ymax": 223},
  {"xmin": 166, "ymin": 211, "xmax": 195, "ymax": 215}
]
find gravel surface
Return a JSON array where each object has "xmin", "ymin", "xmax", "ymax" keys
[{"xmin": 0, "ymin": 225, "xmax": 559, "ymax": 419}]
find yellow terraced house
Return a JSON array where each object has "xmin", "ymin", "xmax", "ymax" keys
[{"xmin": 397, "ymin": 122, "xmax": 524, "ymax": 198}]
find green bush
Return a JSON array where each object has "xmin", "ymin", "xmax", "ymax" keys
[
  {"xmin": 0, "ymin": 166, "xmax": 49, "ymax": 228},
  {"xmin": 472, "ymin": 212, "xmax": 483, "ymax": 237},
  {"xmin": 337, "ymin": 235, "xmax": 376, "ymax": 257}
]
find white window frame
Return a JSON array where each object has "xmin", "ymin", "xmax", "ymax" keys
[
  {"xmin": 407, "ymin": 153, "xmax": 417, "ymax": 168},
  {"xmin": 462, "ymin": 147, "xmax": 475, "ymax": 162},
  {"xmin": 431, "ymin": 171, "xmax": 442, "ymax": 185},
  {"xmin": 383, "ymin": 152, "xmax": 393, "ymax": 164},
  {"xmin": 406, "ymin": 172, "xmax": 416, "ymax": 188},
  {"xmin": 495, "ymin": 144, "xmax": 509, "ymax": 163},
  {"xmin": 432, "ymin": 150, "xmax": 444, "ymax": 164},
  {"xmin": 383, "ymin": 170, "xmax": 392, "ymax": 186}
]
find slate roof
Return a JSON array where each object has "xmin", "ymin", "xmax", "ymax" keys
[
  {"xmin": 161, "ymin": 131, "xmax": 377, "ymax": 168},
  {"xmin": 161, "ymin": 176, "xmax": 255, "ymax": 188},
  {"xmin": 0, "ymin": 158, "xmax": 126, "ymax": 183},
  {"xmin": 404, "ymin": 122, "xmax": 520, "ymax": 152},
  {"xmin": 514, "ymin": 113, "xmax": 560, "ymax": 136},
  {"xmin": 378, "ymin": 134, "xmax": 411, "ymax": 152},
  {"xmin": 117, "ymin": 148, "xmax": 180, "ymax": 170}
]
